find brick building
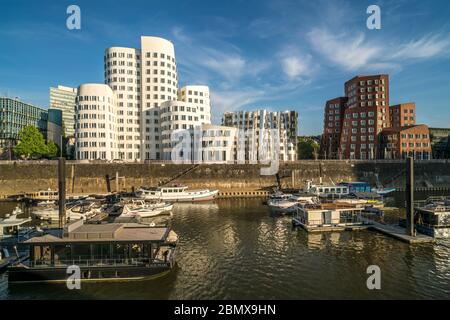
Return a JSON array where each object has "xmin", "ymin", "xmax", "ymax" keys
[
  {"xmin": 380, "ymin": 124, "xmax": 431, "ymax": 159},
  {"xmin": 320, "ymin": 97, "xmax": 347, "ymax": 159},
  {"xmin": 390, "ymin": 103, "xmax": 416, "ymax": 128},
  {"xmin": 320, "ymin": 75, "xmax": 431, "ymax": 160}
]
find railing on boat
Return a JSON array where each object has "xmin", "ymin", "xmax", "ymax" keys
[{"xmin": 20, "ymin": 256, "xmax": 172, "ymax": 268}]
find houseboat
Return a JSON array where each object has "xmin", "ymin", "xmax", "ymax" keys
[
  {"xmin": 8, "ymin": 219, "xmax": 178, "ymax": 283},
  {"xmin": 304, "ymin": 180, "xmax": 350, "ymax": 198},
  {"xmin": 136, "ymin": 185, "xmax": 218, "ymax": 202},
  {"xmin": 0, "ymin": 207, "xmax": 32, "ymax": 240},
  {"xmin": 292, "ymin": 203, "xmax": 369, "ymax": 232},
  {"xmin": 410, "ymin": 202, "xmax": 450, "ymax": 238}
]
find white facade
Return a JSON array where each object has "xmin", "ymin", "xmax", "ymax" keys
[
  {"xmin": 222, "ymin": 110, "xmax": 298, "ymax": 161},
  {"xmin": 160, "ymin": 85, "xmax": 212, "ymax": 160},
  {"xmin": 75, "ymin": 36, "xmax": 216, "ymax": 162},
  {"xmin": 104, "ymin": 47, "xmax": 141, "ymax": 161},
  {"xmin": 140, "ymin": 36, "xmax": 179, "ymax": 160},
  {"xmin": 102, "ymin": 36, "xmax": 179, "ymax": 161},
  {"xmin": 75, "ymin": 84, "xmax": 117, "ymax": 160},
  {"xmin": 199, "ymin": 124, "xmax": 236, "ymax": 163}
]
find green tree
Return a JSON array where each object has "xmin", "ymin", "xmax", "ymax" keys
[
  {"xmin": 14, "ymin": 126, "xmax": 48, "ymax": 159},
  {"xmin": 297, "ymin": 137, "xmax": 320, "ymax": 160},
  {"xmin": 45, "ymin": 141, "xmax": 59, "ymax": 159}
]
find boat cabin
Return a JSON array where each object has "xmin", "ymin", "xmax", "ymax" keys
[
  {"xmin": 338, "ymin": 182, "xmax": 372, "ymax": 193},
  {"xmin": 0, "ymin": 212, "xmax": 31, "ymax": 240},
  {"xmin": 27, "ymin": 189, "xmax": 59, "ymax": 201},
  {"xmin": 412, "ymin": 204, "xmax": 450, "ymax": 238},
  {"xmin": 293, "ymin": 203, "xmax": 365, "ymax": 230},
  {"xmin": 17, "ymin": 220, "xmax": 176, "ymax": 271}
]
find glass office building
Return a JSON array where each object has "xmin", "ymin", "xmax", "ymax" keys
[
  {"xmin": 49, "ymin": 85, "xmax": 77, "ymax": 137},
  {"xmin": 0, "ymin": 97, "xmax": 48, "ymax": 157}
]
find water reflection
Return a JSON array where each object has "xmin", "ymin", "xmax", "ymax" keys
[{"xmin": 0, "ymin": 198, "xmax": 449, "ymax": 299}]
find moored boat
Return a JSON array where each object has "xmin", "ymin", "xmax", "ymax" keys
[
  {"xmin": 0, "ymin": 207, "xmax": 32, "ymax": 240},
  {"xmin": 32, "ymin": 202, "xmax": 98, "ymax": 222},
  {"xmin": 304, "ymin": 180, "xmax": 350, "ymax": 198},
  {"xmin": 8, "ymin": 219, "xmax": 177, "ymax": 283},
  {"xmin": 136, "ymin": 185, "xmax": 218, "ymax": 202},
  {"xmin": 120, "ymin": 201, "xmax": 173, "ymax": 219},
  {"xmin": 268, "ymin": 195, "xmax": 320, "ymax": 214}
]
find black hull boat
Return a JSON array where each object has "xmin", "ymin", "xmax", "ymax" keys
[
  {"xmin": 8, "ymin": 262, "xmax": 174, "ymax": 283},
  {"xmin": 8, "ymin": 219, "xmax": 178, "ymax": 284}
]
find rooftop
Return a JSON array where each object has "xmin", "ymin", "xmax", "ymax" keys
[{"xmin": 24, "ymin": 221, "xmax": 169, "ymax": 244}]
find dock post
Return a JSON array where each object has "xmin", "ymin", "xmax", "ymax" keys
[
  {"xmin": 58, "ymin": 157, "xmax": 66, "ymax": 229},
  {"xmin": 105, "ymin": 174, "xmax": 111, "ymax": 193},
  {"xmin": 406, "ymin": 157, "xmax": 415, "ymax": 236},
  {"xmin": 116, "ymin": 171, "xmax": 119, "ymax": 193},
  {"xmin": 71, "ymin": 164, "xmax": 75, "ymax": 193}
]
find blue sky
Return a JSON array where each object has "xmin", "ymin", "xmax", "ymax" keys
[{"xmin": 1, "ymin": 0, "xmax": 449, "ymax": 135}]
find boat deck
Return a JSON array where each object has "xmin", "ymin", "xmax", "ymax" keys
[
  {"xmin": 293, "ymin": 216, "xmax": 435, "ymax": 244},
  {"xmin": 363, "ymin": 219, "xmax": 435, "ymax": 244}
]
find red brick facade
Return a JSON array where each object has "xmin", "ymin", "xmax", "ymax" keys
[
  {"xmin": 320, "ymin": 97, "xmax": 347, "ymax": 159},
  {"xmin": 390, "ymin": 103, "xmax": 416, "ymax": 128},
  {"xmin": 320, "ymin": 75, "xmax": 430, "ymax": 160},
  {"xmin": 380, "ymin": 124, "xmax": 431, "ymax": 159}
]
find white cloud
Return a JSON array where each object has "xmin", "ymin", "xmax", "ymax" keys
[
  {"xmin": 210, "ymin": 89, "xmax": 265, "ymax": 122},
  {"xmin": 391, "ymin": 34, "xmax": 450, "ymax": 59},
  {"xmin": 307, "ymin": 26, "xmax": 450, "ymax": 73},
  {"xmin": 307, "ymin": 28, "xmax": 381, "ymax": 71},
  {"xmin": 201, "ymin": 49, "xmax": 246, "ymax": 81},
  {"xmin": 280, "ymin": 54, "xmax": 313, "ymax": 79}
]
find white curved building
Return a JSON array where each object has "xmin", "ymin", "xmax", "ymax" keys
[
  {"xmin": 140, "ymin": 36, "xmax": 179, "ymax": 160},
  {"xmin": 75, "ymin": 84, "xmax": 117, "ymax": 160},
  {"xmin": 75, "ymin": 36, "xmax": 216, "ymax": 162},
  {"xmin": 160, "ymin": 86, "xmax": 212, "ymax": 160},
  {"xmin": 104, "ymin": 47, "xmax": 141, "ymax": 161}
]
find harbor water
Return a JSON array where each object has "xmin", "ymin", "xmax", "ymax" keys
[{"xmin": 0, "ymin": 197, "xmax": 449, "ymax": 299}]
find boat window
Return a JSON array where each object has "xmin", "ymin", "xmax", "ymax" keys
[
  {"xmin": 319, "ymin": 188, "xmax": 323, "ymax": 192},
  {"xmin": 336, "ymin": 189, "xmax": 341, "ymax": 193},
  {"xmin": 331, "ymin": 188, "xmax": 335, "ymax": 192}
]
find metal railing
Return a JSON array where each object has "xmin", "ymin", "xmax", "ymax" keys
[{"xmin": 25, "ymin": 255, "xmax": 170, "ymax": 268}]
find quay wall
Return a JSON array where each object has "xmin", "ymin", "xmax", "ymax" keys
[{"xmin": 0, "ymin": 160, "xmax": 449, "ymax": 196}]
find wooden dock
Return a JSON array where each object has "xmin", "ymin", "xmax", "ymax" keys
[
  {"xmin": 293, "ymin": 217, "xmax": 435, "ymax": 244},
  {"xmin": 367, "ymin": 220, "xmax": 435, "ymax": 244}
]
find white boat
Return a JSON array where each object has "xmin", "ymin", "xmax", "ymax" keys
[
  {"xmin": 372, "ymin": 187, "xmax": 396, "ymax": 196},
  {"xmin": 304, "ymin": 180, "xmax": 350, "ymax": 198},
  {"xmin": 26, "ymin": 188, "xmax": 59, "ymax": 201},
  {"xmin": 120, "ymin": 205, "xmax": 168, "ymax": 219},
  {"xmin": 0, "ymin": 207, "xmax": 32, "ymax": 240},
  {"xmin": 136, "ymin": 185, "xmax": 218, "ymax": 202},
  {"xmin": 268, "ymin": 195, "xmax": 320, "ymax": 214},
  {"xmin": 32, "ymin": 202, "xmax": 97, "ymax": 222},
  {"xmin": 129, "ymin": 200, "xmax": 174, "ymax": 211}
]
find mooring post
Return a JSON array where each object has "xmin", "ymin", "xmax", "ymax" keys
[
  {"xmin": 406, "ymin": 156, "xmax": 415, "ymax": 236},
  {"xmin": 116, "ymin": 171, "xmax": 119, "ymax": 193},
  {"xmin": 58, "ymin": 157, "xmax": 66, "ymax": 229},
  {"xmin": 105, "ymin": 174, "xmax": 111, "ymax": 193}
]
